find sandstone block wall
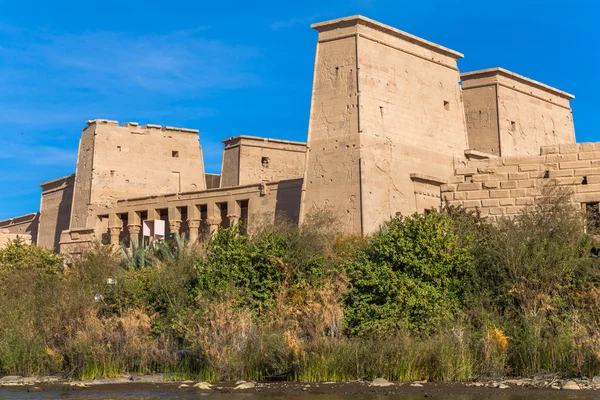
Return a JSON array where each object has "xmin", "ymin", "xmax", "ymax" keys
[
  {"xmin": 462, "ymin": 68, "xmax": 575, "ymax": 157},
  {"xmin": 38, "ymin": 175, "xmax": 75, "ymax": 252},
  {"xmin": 220, "ymin": 136, "xmax": 306, "ymax": 187},
  {"xmin": 443, "ymin": 142, "xmax": 600, "ymax": 219},
  {"xmin": 70, "ymin": 120, "xmax": 207, "ymax": 230},
  {"xmin": 0, "ymin": 229, "xmax": 32, "ymax": 249},
  {"xmin": 0, "ymin": 212, "xmax": 39, "ymax": 242},
  {"xmin": 301, "ymin": 15, "xmax": 469, "ymax": 234}
]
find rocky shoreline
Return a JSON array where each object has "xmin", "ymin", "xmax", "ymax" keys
[{"xmin": 1, "ymin": 374, "xmax": 600, "ymax": 396}]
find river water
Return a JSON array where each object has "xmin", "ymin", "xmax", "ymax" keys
[{"xmin": 0, "ymin": 392, "xmax": 598, "ymax": 400}]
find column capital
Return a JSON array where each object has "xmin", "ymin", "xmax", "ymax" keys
[{"xmin": 187, "ymin": 219, "xmax": 201, "ymax": 229}]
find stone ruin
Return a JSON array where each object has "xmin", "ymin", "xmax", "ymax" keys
[{"xmin": 1, "ymin": 15, "xmax": 597, "ymax": 254}]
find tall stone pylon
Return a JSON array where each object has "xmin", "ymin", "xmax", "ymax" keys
[{"xmin": 300, "ymin": 15, "xmax": 469, "ymax": 234}]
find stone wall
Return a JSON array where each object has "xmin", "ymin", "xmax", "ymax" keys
[
  {"xmin": 38, "ymin": 175, "xmax": 75, "ymax": 252},
  {"xmin": 221, "ymin": 136, "xmax": 306, "ymax": 187},
  {"xmin": 0, "ymin": 229, "xmax": 32, "ymax": 249},
  {"xmin": 443, "ymin": 143, "xmax": 600, "ymax": 219},
  {"xmin": 0, "ymin": 212, "xmax": 39, "ymax": 242},
  {"xmin": 70, "ymin": 120, "xmax": 207, "ymax": 230},
  {"xmin": 301, "ymin": 15, "xmax": 469, "ymax": 234},
  {"xmin": 462, "ymin": 68, "xmax": 575, "ymax": 157}
]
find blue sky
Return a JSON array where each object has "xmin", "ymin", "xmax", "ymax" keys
[{"xmin": 0, "ymin": 0, "xmax": 598, "ymax": 220}]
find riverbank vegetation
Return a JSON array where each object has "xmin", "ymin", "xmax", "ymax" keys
[{"xmin": 1, "ymin": 184, "xmax": 599, "ymax": 382}]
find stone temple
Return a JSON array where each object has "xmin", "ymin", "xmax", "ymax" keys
[{"xmin": 1, "ymin": 15, "xmax": 598, "ymax": 254}]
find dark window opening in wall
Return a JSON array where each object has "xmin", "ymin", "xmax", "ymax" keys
[
  {"xmin": 200, "ymin": 204, "xmax": 208, "ymax": 221},
  {"xmin": 261, "ymin": 157, "xmax": 270, "ymax": 168},
  {"xmin": 110, "ymin": 170, "xmax": 115, "ymax": 177},
  {"xmin": 120, "ymin": 213, "xmax": 129, "ymax": 246},
  {"xmin": 543, "ymin": 170, "xmax": 550, "ymax": 179},
  {"xmin": 179, "ymin": 206, "xmax": 188, "ymax": 235},
  {"xmin": 510, "ymin": 121, "xmax": 516, "ymax": 132},
  {"xmin": 98, "ymin": 215, "xmax": 110, "ymax": 245},
  {"xmin": 140, "ymin": 211, "xmax": 148, "ymax": 221},
  {"xmin": 172, "ymin": 150, "xmax": 179, "ymax": 158},
  {"xmin": 218, "ymin": 202, "xmax": 229, "ymax": 228},
  {"xmin": 443, "ymin": 101, "xmax": 450, "ymax": 111},
  {"xmin": 117, "ymin": 146, "xmax": 122, "ymax": 152},
  {"xmin": 586, "ymin": 202, "xmax": 600, "ymax": 234},
  {"xmin": 239, "ymin": 200, "xmax": 249, "ymax": 235},
  {"xmin": 583, "ymin": 176, "xmax": 588, "ymax": 185}
]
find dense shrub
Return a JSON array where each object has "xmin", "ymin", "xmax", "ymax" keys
[{"xmin": 344, "ymin": 211, "xmax": 475, "ymax": 335}]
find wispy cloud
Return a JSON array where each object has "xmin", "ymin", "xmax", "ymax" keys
[
  {"xmin": 0, "ymin": 26, "xmax": 261, "ymax": 129},
  {"xmin": 270, "ymin": 15, "xmax": 324, "ymax": 30}
]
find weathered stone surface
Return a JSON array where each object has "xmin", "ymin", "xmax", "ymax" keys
[
  {"xmin": 562, "ymin": 380, "xmax": 580, "ymax": 390},
  {"xmin": 370, "ymin": 378, "xmax": 393, "ymax": 387}
]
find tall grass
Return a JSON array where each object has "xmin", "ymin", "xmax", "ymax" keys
[{"xmin": 0, "ymin": 191, "xmax": 599, "ymax": 381}]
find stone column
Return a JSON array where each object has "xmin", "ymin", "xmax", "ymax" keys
[
  {"xmin": 207, "ymin": 217, "xmax": 221, "ymax": 236},
  {"xmin": 109, "ymin": 227, "xmax": 122, "ymax": 246},
  {"xmin": 108, "ymin": 213, "xmax": 122, "ymax": 247},
  {"xmin": 169, "ymin": 220, "xmax": 181, "ymax": 237},
  {"xmin": 128, "ymin": 224, "xmax": 141, "ymax": 246},
  {"xmin": 227, "ymin": 214, "xmax": 240, "ymax": 227},
  {"xmin": 187, "ymin": 219, "xmax": 201, "ymax": 243}
]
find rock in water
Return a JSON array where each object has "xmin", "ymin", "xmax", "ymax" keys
[
  {"xmin": 234, "ymin": 382, "xmax": 256, "ymax": 390},
  {"xmin": 593, "ymin": 376, "xmax": 600, "ymax": 386},
  {"xmin": 498, "ymin": 383, "xmax": 509, "ymax": 389},
  {"xmin": 562, "ymin": 381, "xmax": 580, "ymax": 390},
  {"xmin": 178, "ymin": 384, "xmax": 190, "ymax": 388},
  {"xmin": 193, "ymin": 382, "xmax": 212, "ymax": 390},
  {"xmin": 410, "ymin": 383, "xmax": 423, "ymax": 387},
  {"xmin": 370, "ymin": 378, "xmax": 393, "ymax": 387}
]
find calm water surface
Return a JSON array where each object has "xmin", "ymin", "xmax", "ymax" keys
[{"xmin": 0, "ymin": 392, "xmax": 599, "ymax": 400}]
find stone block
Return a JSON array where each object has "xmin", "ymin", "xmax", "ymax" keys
[
  {"xmin": 540, "ymin": 145, "xmax": 559, "ymax": 155},
  {"xmin": 510, "ymin": 189, "xmax": 527, "ymax": 197},
  {"xmin": 549, "ymin": 169, "xmax": 574, "ymax": 178},
  {"xmin": 545, "ymin": 153, "xmax": 578, "ymax": 162},
  {"xmin": 455, "ymin": 167, "xmax": 477, "ymax": 176},
  {"xmin": 457, "ymin": 182, "xmax": 482, "ymax": 191},
  {"xmin": 559, "ymin": 143, "xmax": 580, "ymax": 154},
  {"xmin": 490, "ymin": 190, "xmax": 511, "ymax": 198},
  {"xmin": 577, "ymin": 184, "xmax": 600, "ymax": 193},
  {"xmin": 595, "ymin": 143, "xmax": 600, "ymax": 151},
  {"xmin": 504, "ymin": 156, "xmax": 544, "ymax": 165},
  {"xmin": 440, "ymin": 184, "xmax": 457, "ymax": 192},
  {"xmin": 579, "ymin": 143, "xmax": 596, "ymax": 152},
  {"xmin": 574, "ymin": 168, "xmax": 600, "ymax": 176},
  {"xmin": 593, "ymin": 160, "xmax": 600, "ymax": 168},
  {"xmin": 516, "ymin": 197, "xmax": 534, "ymax": 206},
  {"xmin": 482, "ymin": 199, "xmax": 499, "ymax": 207},
  {"xmin": 578, "ymin": 151, "xmax": 600, "ymax": 160},
  {"xmin": 555, "ymin": 177, "xmax": 580, "ymax": 185},
  {"xmin": 488, "ymin": 207, "xmax": 505, "ymax": 215},
  {"xmin": 472, "ymin": 174, "xmax": 490, "ymax": 182},
  {"xmin": 448, "ymin": 175, "xmax": 464, "ymax": 184},
  {"xmin": 506, "ymin": 206, "xmax": 523, "ymax": 214},
  {"xmin": 574, "ymin": 193, "xmax": 600, "ymax": 203},
  {"xmin": 517, "ymin": 180, "xmax": 536, "ymax": 188},
  {"xmin": 499, "ymin": 198, "xmax": 515, "ymax": 206},
  {"xmin": 509, "ymin": 172, "xmax": 530, "ymax": 180},
  {"xmin": 463, "ymin": 200, "xmax": 481, "ymax": 208},
  {"xmin": 442, "ymin": 193, "xmax": 454, "ymax": 201},
  {"xmin": 560, "ymin": 160, "xmax": 591, "ymax": 169},
  {"xmin": 587, "ymin": 176, "xmax": 600, "ymax": 185},
  {"xmin": 519, "ymin": 164, "xmax": 540, "ymax": 172},
  {"xmin": 483, "ymin": 181, "xmax": 499, "ymax": 189},
  {"xmin": 500, "ymin": 181, "xmax": 518, "ymax": 189},
  {"xmin": 466, "ymin": 190, "xmax": 490, "ymax": 199},
  {"xmin": 454, "ymin": 191, "xmax": 466, "ymax": 200}
]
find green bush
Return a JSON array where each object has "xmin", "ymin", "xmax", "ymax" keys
[{"xmin": 344, "ymin": 211, "xmax": 475, "ymax": 335}]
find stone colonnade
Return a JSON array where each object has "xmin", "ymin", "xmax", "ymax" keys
[{"xmin": 105, "ymin": 198, "xmax": 247, "ymax": 247}]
